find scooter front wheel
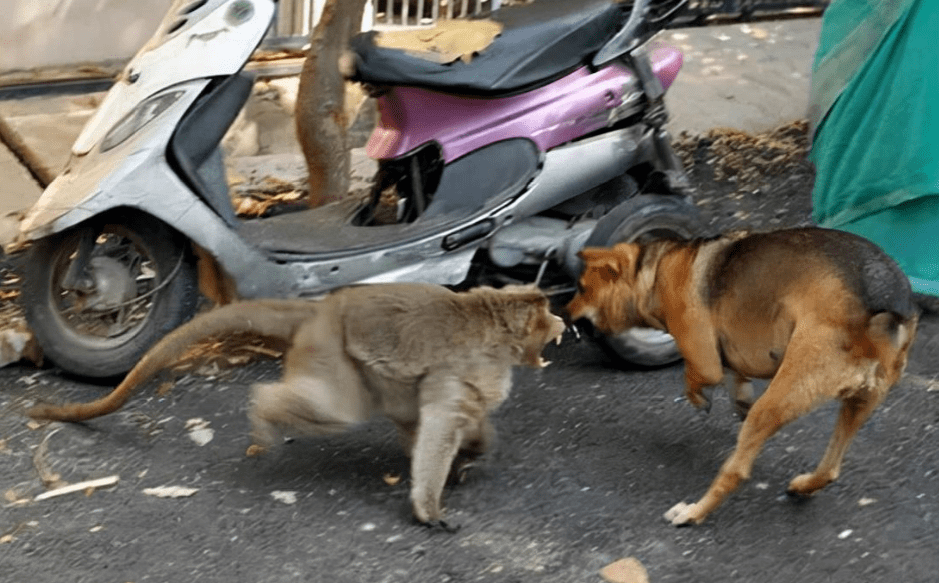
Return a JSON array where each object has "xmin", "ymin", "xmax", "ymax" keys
[
  {"xmin": 585, "ymin": 194, "xmax": 706, "ymax": 368},
  {"xmin": 22, "ymin": 213, "xmax": 199, "ymax": 379}
]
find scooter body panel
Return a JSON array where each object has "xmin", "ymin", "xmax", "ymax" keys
[
  {"xmin": 73, "ymin": 0, "xmax": 275, "ymax": 156},
  {"xmin": 366, "ymin": 45, "xmax": 682, "ymax": 162}
]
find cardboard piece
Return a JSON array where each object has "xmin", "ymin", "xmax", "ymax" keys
[{"xmin": 375, "ymin": 19, "xmax": 503, "ymax": 64}]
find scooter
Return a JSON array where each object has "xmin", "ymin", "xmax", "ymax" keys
[{"xmin": 16, "ymin": 0, "xmax": 702, "ymax": 379}]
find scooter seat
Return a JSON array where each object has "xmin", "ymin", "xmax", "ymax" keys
[{"xmin": 348, "ymin": 0, "xmax": 621, "ymax": 95}]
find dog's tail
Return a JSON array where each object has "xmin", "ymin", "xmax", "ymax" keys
[
  {"xmin": 866, "ymin": 310, "xmax": 919, "ymax": 386},
  {"xmin": 28, "ymin": 299, "xmax": 324, "ymax": 422}
]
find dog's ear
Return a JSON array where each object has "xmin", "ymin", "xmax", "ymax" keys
[
  {"xmin": 611, "ymin": 243, "xmax": 642, "ymax": 280},
  {"xmin": 579, "ymin": 247, "xmax": 622, "ymax": 282}
]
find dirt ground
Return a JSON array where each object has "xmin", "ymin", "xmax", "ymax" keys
[{"xmin": 1, "ymin": 122, "xmax": 937, "ymax": 583}]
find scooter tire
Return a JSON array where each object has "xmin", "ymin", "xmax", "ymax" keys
[
  {"xmin": 22, "ymin": 213, "xmax": 199, "ymax": 380},
  {"xmin": 585, "ymin": 194, "xmax": 706, "ymax": 368}
]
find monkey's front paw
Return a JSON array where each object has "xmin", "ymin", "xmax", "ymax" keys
[{"xmin": 663, "ymin": 501, "xmax": 703, "ymax": 527}]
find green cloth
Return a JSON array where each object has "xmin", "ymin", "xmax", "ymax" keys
[{"xmin": 809, "ymin": 0, "xmax": 939, "ymax": 296}]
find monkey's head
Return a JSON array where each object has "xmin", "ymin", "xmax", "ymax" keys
[
  {"xmin": 567, "ymin": 243, "xmax": 643, "ymax": 334},
  {"xmin": 477, "ymin": 285, "xmax": 564, "ymax": 368}
]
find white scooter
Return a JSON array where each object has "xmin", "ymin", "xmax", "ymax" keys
[{"xmin": 15, "ymin": 0, "xmax": 701, "ymax": 378}]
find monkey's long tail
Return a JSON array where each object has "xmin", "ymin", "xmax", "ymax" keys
[{"xmin": 28, "ymin": 299, "xmax": 324, "ymax": 422}]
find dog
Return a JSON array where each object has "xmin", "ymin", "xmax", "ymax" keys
[
  {"xmin": 30, "ymin": 283, "xmax": 566, "ymax": 528},
  {"xmin": 567, "ymin": 227, "xmax": 918, "ymax": 526}
]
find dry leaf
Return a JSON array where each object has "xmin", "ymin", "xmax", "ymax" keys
[
  {"xmin": 382, "ymin": 473, "xmax": 401, "ymax": 486},
  {"xmin": 271, "ymin": 491, "xmax": 298, "ymax": 505},
  {"xmin": 600, "ymin": 557, "xmax": 649, "ymax": 583},
  {"xmin": 142, "ymin": 486, "xmax": 199, "ymax": 498}
]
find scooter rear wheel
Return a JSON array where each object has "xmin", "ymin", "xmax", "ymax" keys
[
  {"xmin": 585, "ymin": 194, "xmax": 706, "ymax": 368},
  {"xmin": 22, "ymin": 212, "xmax": 199, "ymax": 379}
]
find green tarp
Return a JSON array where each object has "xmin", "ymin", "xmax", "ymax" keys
[{"xmin": 809, "ymin": 0, "xmax": 939, "ymax": 296}]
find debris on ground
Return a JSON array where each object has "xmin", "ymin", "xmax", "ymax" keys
[
  {"xmin": 33, "ymin": 475, "xmax": 120, "ymax": 502},
  {"xmin": 600, "ymin": 557, "xmax": 650, "ymax": 583},
  {"xmin": 675, "ymin": 119, "xmax": 816, "ymax": 232},
  {"xmin": 674, "ymin": 119, "xmax": 810, "ymax": 196},
  {"xmin": 271, "ymin": 490, "xmax": 298, "ymax": 505},
  {"xmin": 142, "ymin": 485, "xmax": 199, "ymax": 499},
  {"xmin": 169, "ymin": 332, "xmax": 285, "ymax": 376},
  {"xmin": 32, "ymin": 429, "xmax": 66, "ymax": 490},
  {"xmin": 185, "ymin": 418, "xmax": 215, "ymax": 447}
]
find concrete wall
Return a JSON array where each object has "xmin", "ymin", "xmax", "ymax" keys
[{"xmin": 0, "ymin": 0, "xmax": 174, "ymax": 70}]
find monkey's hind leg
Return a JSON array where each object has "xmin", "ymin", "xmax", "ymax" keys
[{"xmin": 248, "ymin": 375, "xmax": 370, "ymax": 450}]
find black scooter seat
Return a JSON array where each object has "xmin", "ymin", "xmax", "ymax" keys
[{"xmin": 348, "ymin": 0, "xmax": 621, "ymax": 95}]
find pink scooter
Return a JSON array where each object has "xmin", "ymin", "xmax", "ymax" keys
[{"xmin": 18, "ymin": 0, "xmax": 702, "ymax": 378}]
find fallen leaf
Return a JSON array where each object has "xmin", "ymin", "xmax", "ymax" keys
[
  {"xmin": 0, "ymin": 534, "xmax": 13, "ymax": 544},
  {"xmin": 185, "ymin": 418, "xmax": 214, "ymax": 446},
  {"xmin": 245, "ymin": 444, "xmax": 265, "ymax": 457},
  {"xmin": 749, "ymin": 27, "xmax": 769, "ymax": 40},
  {"xmin": 600, "ymin": 557, "xmax": 649, "ymax": 583},
  {"xmin": 382, "ymin": 473, "xmax": 401, "ymax": 486},
  {"xmin": 858, "ymin": 497, "xmax": 877, "ymax": 507},
  {"xmin": 142, "ymin": 486, "xmax": 199, "ymax": 498},
  {"xmin": 26, "ymin": 420, "xmax": 42, "ymax": 431},
  {"xmin": 271, "ymin": 491, "xmax": 298, "ymax": 505}
]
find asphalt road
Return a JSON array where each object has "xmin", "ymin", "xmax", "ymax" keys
[{"xmin": 1, "ymin": 312, "xmax": 937, "ymax": 582}]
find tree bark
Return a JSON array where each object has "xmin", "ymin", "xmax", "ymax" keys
[{"xmin": 295, "ymin": 0, "xmax": 369, "ymax": 207}]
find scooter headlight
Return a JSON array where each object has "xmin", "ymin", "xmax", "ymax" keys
[{"xmin": 100, "ymin": 90, "xmax": 185, "ymax": 152}]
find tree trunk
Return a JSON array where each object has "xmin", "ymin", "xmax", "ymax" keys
[{"xmin": 295, "ymin": 0, "xmax": 369, "ymax": 207}]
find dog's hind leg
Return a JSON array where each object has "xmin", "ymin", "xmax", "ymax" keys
[
  {"xmin": 786, "ymin": 391, "xmax": 884, "ymax": 496},
  {"xmin": 726, "ymin": 372, "xmax": 755, "ymax": 420},
  {"xmin": 666, "ymin": 327, "xmax": 840, "ymax": 526}
]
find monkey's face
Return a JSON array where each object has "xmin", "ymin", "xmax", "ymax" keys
[
  {"xmin": 522, "ymin": 297, "xmax": 565, "ymax": 368},
  {"xmin": 489, "ymin": 285, "xmax": 564, "ymax": 367}
]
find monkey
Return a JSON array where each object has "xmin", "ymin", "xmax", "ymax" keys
[{"xmin": 29, "ymin": 283, "xmax": 566, "ymax": 528}]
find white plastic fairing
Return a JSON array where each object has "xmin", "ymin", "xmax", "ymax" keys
[{"xmin": 72, "ymin": 0, "xmax": 275, "ymax": 156}]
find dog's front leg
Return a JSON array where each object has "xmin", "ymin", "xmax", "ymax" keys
[{"xmin": 668, "ymin": 317, "xmax": 724, "ymax": 412}]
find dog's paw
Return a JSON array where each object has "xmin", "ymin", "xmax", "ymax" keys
[
  {"xmin": 733, "ymin": 399, "xmax": 751, "ymax": 421},
  {"xmin": 786, "ymin": 472, "xmax": 830, "ymax": 497},
  {"xmin": 663, "ymin": 501, "xmax": 702, "ymax": 526},
  {"xmin": 684, "ymin": 389, "xmax": 712, "ymax": 413}
]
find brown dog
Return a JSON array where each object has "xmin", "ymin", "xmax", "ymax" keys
[
  {"xmin": 30, "ymin": 283, "xmax": 565, "ymax": 528},
  {"xmin": 567, "ymin": 227, "xmax": 918, "ymax": 526}
]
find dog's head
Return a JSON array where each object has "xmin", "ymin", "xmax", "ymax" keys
[{"xmin": 566, "ymin": 243, "xmax": 643, "ymax": 334}]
